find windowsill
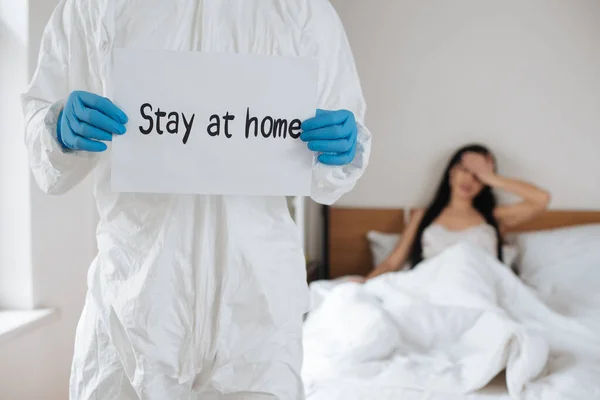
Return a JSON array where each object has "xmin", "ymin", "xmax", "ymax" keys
[{"xmin": 0, "ymin": 309, "xmax": 59, "ymax": 344}]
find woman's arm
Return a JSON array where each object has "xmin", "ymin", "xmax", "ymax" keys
[
  {"xmin": 365, "ymin": 208, "xmax": 425, "ymax": 280},
  {"xmin": 488, "ymin": 175, "xmax": 551, "ymax": 228},
  {"xmin": 462, "ymin": 153, "xmax": 550, "ymax": 229}
]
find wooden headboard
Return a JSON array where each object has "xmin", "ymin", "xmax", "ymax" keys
[
  {"xmin": 505, "ymin": 210, "xmax": 600, "ymax": 232},
  {"xmin": 326, "ymin": 207, "xmax": 600, "ymax": 279},
  {"xmin": 326, "ymin": 207, "xmax": 405, "ymax": 278}
]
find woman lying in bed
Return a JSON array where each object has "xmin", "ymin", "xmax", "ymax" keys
[{"xmin": 359, "ymin": 144, "xmax": 550, "ymax": 282}]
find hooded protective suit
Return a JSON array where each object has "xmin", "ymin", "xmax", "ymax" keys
[{"xmin": 22, "ymin": 0, "xmax": 371, "ymax": 399}]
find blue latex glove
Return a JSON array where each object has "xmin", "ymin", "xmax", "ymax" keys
[
  {"xmin": 57, "ymin": 91, "xmax": 128, "ymax": 152},
  {"xmin": 301, "ymin": 109, "xmax": 357, "ymax": 165}
]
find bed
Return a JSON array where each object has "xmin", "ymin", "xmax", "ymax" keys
[
  {"xmin": 324, "ymin": 207, "xmax": 600, "ymax": 278},
  {"xmin": 304, "ymin": 207, "xmax": 600, "ymax": 400}
]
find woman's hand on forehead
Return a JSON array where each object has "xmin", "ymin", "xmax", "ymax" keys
[{"xmin": 461, "ymin": 152, "xmax": 494, "ymax": 178}]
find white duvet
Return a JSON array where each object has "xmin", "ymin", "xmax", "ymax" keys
[{"xmin": 303, "ymin": 243, "xmax": 600, "ymax": 400}]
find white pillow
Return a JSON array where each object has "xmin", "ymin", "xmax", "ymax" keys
[
  {"xmin": 515, "ymin": 224, "xmax": 600, "ymax": 312},
  {"xmin": 516, "ymin": 224, "xmax": 600, "ymax": 275},
  {"xmin": 366, "ymin": 230, "xmax": 401, "ymax": 268}
]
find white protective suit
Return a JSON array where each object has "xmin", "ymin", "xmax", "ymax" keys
[{"xmin": 22, "ymin": 1, "xmax": 371, "ymax": 399}]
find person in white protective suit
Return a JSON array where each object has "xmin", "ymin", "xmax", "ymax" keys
[{"xmin": 22, "ymin": 1, "xmax": 371, "ymax": 399}]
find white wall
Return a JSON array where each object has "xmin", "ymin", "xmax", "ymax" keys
[
  {"xmin": 0, "ymin": 2, "xmax": 96, "ymax": 399},
  {"xmin": 331, "ymin": 0, "xmax": 600, "ymax": 209}
]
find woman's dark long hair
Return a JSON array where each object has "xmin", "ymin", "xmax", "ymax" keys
[{"xmin": 408, "ymin": 144, "xmax": 503, "ymax": 268}]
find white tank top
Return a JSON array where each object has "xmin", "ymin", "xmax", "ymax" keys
[{"xmin": 422, "ymin": 223, "xmax": 498, "ymax": 260}]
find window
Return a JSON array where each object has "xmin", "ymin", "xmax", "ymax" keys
[{"xmin": 0, "ymin": 1, "xmax": 34, "ymax": 310}]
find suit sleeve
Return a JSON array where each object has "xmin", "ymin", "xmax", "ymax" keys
[
  {"xmin": 302, "ymin": 0, "xmax": 372, "ymax": 205},
  {"xmin": 21, "ymin": 0, "xmax": 102, "ymax": 195}
]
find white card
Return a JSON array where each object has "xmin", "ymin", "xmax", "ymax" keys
[{"xmin": 111, "ymin": 48, "xmax": 317, "ymax": 196}]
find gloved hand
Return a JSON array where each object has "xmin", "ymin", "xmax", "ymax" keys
[
  {"xmin": 57, "ymin": 91, "xmax": 128, "ymax": 152},
  {"xmin": 301, "ymin": 109, "xmax": 357, "ymax": 166}
]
